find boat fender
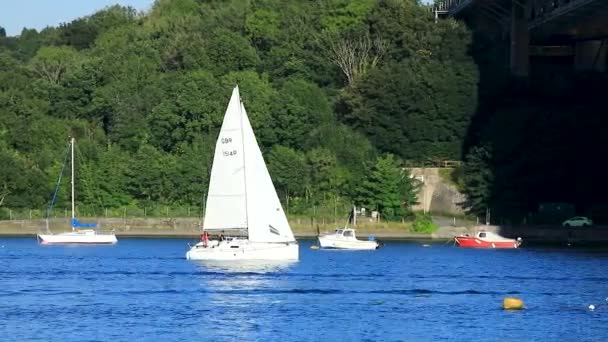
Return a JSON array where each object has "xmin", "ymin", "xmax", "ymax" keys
[
  {"xmin": 310, "ymin": 245, "xmax": 319, "ymax": 250},
  {"xmin": 503, "ymin": 297, "xmax": 524, "ymax": 310},
  {"xmin": 588, "ymin": 304, "xmax": 595, "ymax": 311}
]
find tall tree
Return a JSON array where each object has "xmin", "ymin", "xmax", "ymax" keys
[
  {"xmin": 322, "ymin": 32, "xmax": 387, "ymax": 85},
  {"xmin": 268, "ymin": 145, "xmax": 309, "ymax": 204},
  {"xmin": 461, "ymin": 145, "xmax": 493, "ymax": 217},
  {"xmin": 356, "ymin": 154, "xmax": 415, "ymax": 220},
  {"xmin": 29, "ymin": 46, "xmax": 80, "ymax": 85},
  {"xmin": 340, "ymin": 57, "xmax": 477, "ymax": 162}
]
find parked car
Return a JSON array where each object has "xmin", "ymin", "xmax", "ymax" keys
[{"xmin": 562, "ymin": 216, "xmax": 593, "ymax": 227}]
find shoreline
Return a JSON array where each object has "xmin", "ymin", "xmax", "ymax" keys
[
  {"xmin": 0, "ymin": 228, "xmax": 439, "ymax": 240},
  {"xmin": 3, "ymin": 230, "xmax": 608, "ymax": 247},
  {"xmin": 0, "ymin": 217, "xmax": 447, "ymax": 240},
  {"xmin": 3, "ymin": 218, "xmax": 608, "ymax": 245}
]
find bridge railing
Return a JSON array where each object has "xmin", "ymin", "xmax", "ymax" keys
[
  {"xmin": 433, "ymin": 0, "xmax": 604, "ymax": 27},
  {"xmin": 403, "ymin": 160, "xmax": 463, "ymax": 168},
  {"xmin": 432, "ymin": 0, "xmax": 472, "ymax": 13},
  {"xmin": 529, "ymin": 0, "xmax": 603, "ymax": 28}
]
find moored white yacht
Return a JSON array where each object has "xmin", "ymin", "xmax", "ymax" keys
[
  {"xmin": 38, "ymin": 226, "xmax": 117, "ymax": 245},
  {"xmin": 37, "ymin": 138, "xmax": 117, "ymax": 245},
  {"xmin": 186, "ymin": 86, "xmax": 298, "ymax": 261}
]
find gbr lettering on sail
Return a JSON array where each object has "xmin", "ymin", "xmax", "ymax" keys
[{"xmin": 221, "ymin": 137, "xmax": 237, "ymax": 157}]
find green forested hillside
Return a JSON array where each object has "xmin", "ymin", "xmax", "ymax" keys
[{"xmin": 0, "ymin": 0, "xmax": 477, "ymax": 220}]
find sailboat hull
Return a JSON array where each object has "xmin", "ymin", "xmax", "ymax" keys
[
  {"xmin": 186, "ymin": 239, "xmax": 298, "ymax": 261},
  {"xmin": 38, "ymin": 230, "xmax": 117, "ymax": 245}
]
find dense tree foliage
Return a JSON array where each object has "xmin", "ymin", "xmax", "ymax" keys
[
  {"xmin": 356, "ymin": 154, "xmax": 419, "ymax": 220},
  {"xmin": 0, "ymin": 0, "xmax": 478, "ymax": 220}
]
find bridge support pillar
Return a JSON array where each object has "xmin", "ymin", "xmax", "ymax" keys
[
  {"xmin": 574, "ymin": 40, "xmax": 607, "ymax": 73},
  {"xmin": 510, "ymin": 0, "xmax": 530, "ymax": 78}
]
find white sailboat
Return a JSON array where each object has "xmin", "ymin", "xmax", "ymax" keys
[
  {"xmin": 37, "ymin": 138, "xmax": 117, "ymax": 245},
  {"xmin": 186, "ymin": 86, "xmax": 298, "ymax": 261},
  {"xmin": 318, "ymin": 206, "xmax": 380, "ymax": 250}
]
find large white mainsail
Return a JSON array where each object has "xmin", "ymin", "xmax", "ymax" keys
[
  {"xmin": 202, "ymin": 86, "xmax": 248, "ymax": 231},
  {"xmin": 203, "ymin": 86, "xmax": 295, "ymax": 243}
]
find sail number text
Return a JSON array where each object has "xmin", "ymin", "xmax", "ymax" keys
[
  {"xmin": 221, "ymin": 137, "xmax": 236, "ymax": 156},
  {"xmin": 223, "ymin": 150, "xmax": 237, "ymax": 157}
]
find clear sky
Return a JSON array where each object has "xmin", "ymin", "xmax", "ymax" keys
[{"xmin": 0, "ymin": 0, "xmax": 155, "ymax": 37}]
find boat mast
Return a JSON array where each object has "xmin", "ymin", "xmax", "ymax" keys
[
  {"xmin": 238, "ymin": 90, "xmax": 250, "ymax": 238},
  {"xmin": 353, "ymin": 205, "xmax": 356, "ymax": 227},
  {"xmin": 70, "ymin": 137, "xmax": 75, "ymax": 231}
]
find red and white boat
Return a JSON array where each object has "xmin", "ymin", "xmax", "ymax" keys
[{"xmin": 454, "ymin": 231, "xmax": 522, "ymax": 249}]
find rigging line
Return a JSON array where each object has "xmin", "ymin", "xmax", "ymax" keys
[
  {"xmin": 46, "ymin": 142, "xmax": 71, "ymax": 219},
  {"xmin": 73, "ymin": 142, "xmax": 104, "ymax": 210},
  {"xmin": 238, "ymin": 91, "xmax": 250, "ymax": 236}
]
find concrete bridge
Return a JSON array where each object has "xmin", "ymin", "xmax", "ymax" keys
[{"xmin": 433, "ymin": 0, "xmax": 608, "ymax": 75}]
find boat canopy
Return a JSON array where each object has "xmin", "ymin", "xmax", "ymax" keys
[
  {"xmin": 71, "ymin": 218, "xmax": 97, "ymax": 228},
  {"xmin": 334, "ymin": 228, "xmax": 356, "ymax": 237},
  {"xmin": 475, "ymin": 231, "xmax": 515, "ymax": 242}
]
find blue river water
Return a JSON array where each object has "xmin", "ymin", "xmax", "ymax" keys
[{"xmin": 1, "ymin": 238, "xmax": 607, "ymax": 341}]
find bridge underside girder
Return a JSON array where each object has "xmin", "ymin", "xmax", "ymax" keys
[{"xmin": 436, "ymin": 0, "xmax": 608, "ymax": 75}]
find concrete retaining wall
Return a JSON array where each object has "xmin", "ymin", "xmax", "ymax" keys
[{"xmin": 409, "ymin": 168, "xmax": 467, "ymax": 215}]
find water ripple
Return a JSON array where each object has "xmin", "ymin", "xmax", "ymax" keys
[{"xmin": 1, "ymin": 238, "xmax": 608, "ymax": 342}]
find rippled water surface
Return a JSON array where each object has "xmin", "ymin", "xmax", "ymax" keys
[{"xmin": 1, "ymin": 238, "xmax": 607, "ymax": 341}]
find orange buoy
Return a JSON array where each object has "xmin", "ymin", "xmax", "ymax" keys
[{"xmin": 503, "ymin": 297, "xmax": 524, "ymax": 310}]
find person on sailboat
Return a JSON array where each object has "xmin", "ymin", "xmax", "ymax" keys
[{"xmin": 201, "ymin": 232, "xmax": 209, "ymax": 247}]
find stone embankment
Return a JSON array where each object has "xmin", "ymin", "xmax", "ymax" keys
[
  {"xmin": 2, "ymin": 218, "xmax": 607, "ymax": 244},
  {"xmin": 0, "ymin": 217, "xmax": 449, "ymax": 239}
]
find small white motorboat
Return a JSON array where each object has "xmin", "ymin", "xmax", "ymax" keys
[
  {"xmin": 318, "ymin": 206, "xmax": 381, "ymax": 250},
  {"xmin": 318, "ymin": 228, "xmax": 380, "ymax": 250}
]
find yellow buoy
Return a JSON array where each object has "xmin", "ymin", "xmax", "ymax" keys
[
  {"xmin": 310, "ymin": 245, "xmax": 319, "ymax": 250},
  {"xmin": 503, "ymin": 297, "xmax": 524, "ymax": 310}
]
